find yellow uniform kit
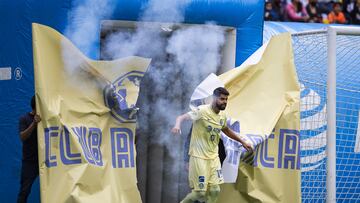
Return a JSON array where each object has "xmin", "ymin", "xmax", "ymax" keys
[{"xmin": 188, "ymin": 104, "xmax": 227, "ymax": 191}]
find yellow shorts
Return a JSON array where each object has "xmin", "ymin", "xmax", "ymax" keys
[{"xmin": 188, "ymin": 156, "xmax": 224, "ymax": 191}]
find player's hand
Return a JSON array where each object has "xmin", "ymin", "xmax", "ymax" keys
[
  {"xmin": 242, "ymin": 142, "xmax": 253, "ymax": 153},
  {"xmin": 171, "ymin": 126, "xmax": 182, "ymax": 135},
  {"xmin": 33, "ymin": 115, "xmax": 41, "ymax": 124}
]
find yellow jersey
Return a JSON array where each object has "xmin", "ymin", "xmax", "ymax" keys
[{"xmin": 188, "ymin": 104, "xmax": 227, "ymax": 159}]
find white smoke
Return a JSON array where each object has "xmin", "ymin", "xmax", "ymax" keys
[
  {"xmin": 102, "ymin": 0, "xmax": 189, "ymax": 59},
  {"xmin": 99, "ymin": 0, "xmax": 226, "ymax": 160},
  {"xmin": 167, "ymin": 24, "xmax": 225, "ymax": 82},
  {"xmin": 61, "ymin": 0, "xmax": 115, "ymax": 93},
  {"xmin": 141, "ymin": 0, "xmax": 189, "ymax": 22},
  {"xmin": 150, "ymin": 24, "xmax": 225, "ymax": 146},
  {"xmin": 61, "ymin": 0, "xmax": 227, "ymax": 187},
  {"xmin": 62, "ymin": 0, "xmax": 226, "ymax": 152},
  {"xmin": 131, "ymin": 24, "xmax": 226, "ymax": 161},
  {"xmin": 102, "ymin": 26, "xmax": 167, "ymax": 59},
  {"xmin": 65, "ymin": 0, "xmax": 114, "ymax": 57}
]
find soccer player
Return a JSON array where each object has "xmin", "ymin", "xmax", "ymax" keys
[{"xmin": 171, "ymin": 87, "xmax": 253, "ymax": 203}]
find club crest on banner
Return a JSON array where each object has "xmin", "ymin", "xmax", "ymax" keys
[{"xmin": 104, "ymin": 71, "xmax": 144, "ymax": 123}]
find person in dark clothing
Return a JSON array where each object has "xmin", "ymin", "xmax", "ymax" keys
[
  {"xmin": 272, "ymin": 0, "xmax": 286, "ymax": 21},
  {"xmin": 17, "ymin": 95, "xmax": 41, "ymax": 203},
  {"xmin": 343, "ymin": 0, "xmax": 357, "ymax": 24},
  {"xmin": 265, "ymin": 1, "xmax": 282, "ymax": 21},
  {"xmin": 306, "ymin": 0, "xmax": 323, "ymax": 23},
  {"xmin": 351, "ymin": 0, "xmax": 360, "ymax": 24}
]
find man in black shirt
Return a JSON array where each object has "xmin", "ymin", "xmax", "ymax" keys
[{"xmin": 17, "ymin": 96, "xmax": 41, "ymax": 203}]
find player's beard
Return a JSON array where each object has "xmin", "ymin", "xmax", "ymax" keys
[{"xmin": 217, "ymin": 102, "xmax": 226, "ymax": 110}]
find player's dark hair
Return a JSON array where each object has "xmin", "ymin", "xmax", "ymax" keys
[
  {"xmin": 31, "ymin": 95, "xmax": 35, "ymax": 110},
  {"xmin": 213, "ymin": 87, "xmax": 229, "ymax": 97}
]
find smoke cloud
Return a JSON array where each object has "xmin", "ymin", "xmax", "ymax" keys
[
  {"xmin": 61, "ymin": 0, "xmax": 227, "ymax": 199},
  {"xmin": 60, "ymin": 0, "xmax": 116, "ymax": 97},
  {"xmin": 62, "ymin": 0, "xmax": 227, "ymax": 159}
]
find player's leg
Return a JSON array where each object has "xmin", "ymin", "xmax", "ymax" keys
[
  {"xmin": 181, "ymin": 156, "xmax": 209, "ymax": 203},
  {"xmin": 180, "ymin": 190, "xmax": 206, "ymax": 203},
  {"xmin": 206, "ymin": 185, "xmax": 221, "ymax": 203},
  {"xmin": 206, "ymin": 157, "xmax": 224, "ymax": 203}
]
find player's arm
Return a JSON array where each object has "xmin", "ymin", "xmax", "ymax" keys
[
  {"xmin": 222, "ymin": 126, "xmax": 253, "ymax": 152},
  {"xmin": 171, "ymin": 113, "xmax": 192, "ymax": 135}
]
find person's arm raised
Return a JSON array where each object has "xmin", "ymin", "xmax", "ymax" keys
[
  {"xmin": 171, "ymin": 113, "xmax": 192, "ymax": 135},
  {"xmin": 222, "ymin": 126, "xmax": 253, "ymax": 152},
  {"xmin": 20, "ymin": 115, "xmax": 41, "ymax": 141}
]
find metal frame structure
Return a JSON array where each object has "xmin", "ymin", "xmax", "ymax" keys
[
  {"xmin": 326, "ymin": 26, "xmax": 360, "ymax": 203},
  {"xmin": 293, "ymin": 26, "xmax": 360, "ymax": 203}
]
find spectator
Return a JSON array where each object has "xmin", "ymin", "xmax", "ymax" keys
[
  {"xmin": 306, "ymin": 0, "xmax": 323, "ymax": 23},
  {"xmin": 318, "ymin": 0, "xmax": 334, "ymax": 15},
  {"xmin": 265, "ymin": 1, "xmax": 282, "ymax": 21},
  {"xmin": 343, "ymin": 0, "xmax": 356, "ymax": 23},
  {"xmin": 285, "ymin": 0, "xmax": 310, "ymax": 22},
  {"xmin": 328, "ymin": 2, "xmax": 347, "ymax": 24},
  {"xmin": 273, "ymin": 0, "xmax": 286, "ymax": 21},
  {"xmin": 351, "ymin": 0, "xmax": 360, "ymax": 24}
]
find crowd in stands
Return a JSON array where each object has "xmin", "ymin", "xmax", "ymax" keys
[{"xmin": 265, "ymin": 0, "xmax": 360, "ymax": 24}]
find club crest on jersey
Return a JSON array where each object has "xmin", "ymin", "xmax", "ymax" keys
[
  {"xmin": 199, "ymin": 182, "xmax": 205, "ymax": 189},
  {"xmin": 214, "ymin": 128, "xmax": 220, "ymax": 133},
  {"xmin": 220, "ymin": 119, "xmax": 224, "ymax": 126},
  {"xmin": 104, "ymin": 71, "xmax": 144, "ymax": 123},
  {"xmin": 198, "ymin": 176, "xmax": 205, "ymax": 188}
]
